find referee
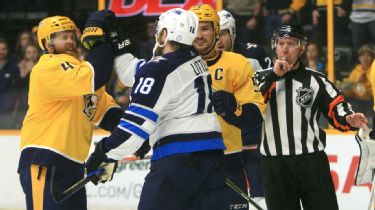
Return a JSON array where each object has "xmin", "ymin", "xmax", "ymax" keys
[{"xmin": 255, "ymin": 24, "xmax": 368, "ymax": 210}]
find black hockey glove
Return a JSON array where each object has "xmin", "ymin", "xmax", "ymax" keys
[
  {"xmin": 134, "ymin": 140, "xmax": 151, "ymax": 159},
  {"xmin": 212, "ymin": 90, "xmax": 238, "ymax": 116},
  {"xmin": 212, "ymin": 90, "xmax": 242, "ymax": 128},
  {"xmin": 81, "ymin": 9, "xmax": 132, "ymax": 55},
  {"xmin": 85, "ymin": 137, "xmax": 118, "ymax": 185}
]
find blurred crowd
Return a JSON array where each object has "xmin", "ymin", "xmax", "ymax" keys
[{"xmin": 0, "ymin": 0, "xmax": 374, "ymax": 129}]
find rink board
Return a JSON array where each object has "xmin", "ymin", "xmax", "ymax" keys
[{"xmin": 0, "ymin": 130, "xmax": 371, "ymax": 210}]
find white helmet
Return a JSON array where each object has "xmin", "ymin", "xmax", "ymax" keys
[
  {"xmin": 155, "ymin": 8, "xmax": 198, "ymax": 46},
  {"xmin": 218, "ymin": 10, "xmax": 236, "ymax": 42}
]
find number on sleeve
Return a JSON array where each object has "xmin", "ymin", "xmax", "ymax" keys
[{"xmin": 134, "ymin": 77, "xmax": 155, "ymax": 94}]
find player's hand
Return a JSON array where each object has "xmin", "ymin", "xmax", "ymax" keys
[
  {"xmin": 134, "ymin": 140, "xmax": 151, "ymax": 159},
  {"xmin": 346, "ymin": 113, "xmax": 368, "ymax": 129},
  {"xmin": 81, "ymin": 10, "xmax": 116, "ymax": 50},
  {"xmin": 212, "ymin": 90, "xmax": 237, "ymax": 116},
  {"xmin": 85, "ymin": 137, "xmax": 117, "ymax": 185},
  {"xmin": 273, "ymin": 57, "xmax": 291, "ymax": 77},
  {"xmin": 82, "ymin": 10, "xmax": 132, "ymax": 55}
]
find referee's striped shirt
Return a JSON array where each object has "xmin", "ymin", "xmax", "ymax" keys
[{"xmin": 255, "ymin": 64, "xmax": 355, "ymax": 157}]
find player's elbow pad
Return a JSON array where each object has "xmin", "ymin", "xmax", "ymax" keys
[
  {"xmin": 86, "ymin": 43, "xmax": 114, "ymax": 90},
  {"xmin": 114, "ymin": 53, "xmax": 145, "ymax": 87},
  {"xmin": 98, "ymin": 107, "xmax": 123, "ymax": 131}
]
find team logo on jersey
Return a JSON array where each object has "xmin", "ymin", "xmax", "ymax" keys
[
  {"xmin": 296, "ymin": 87, "xmax": 314, "ymax": 108},
  {"xmin": 83, "ymin": 94, "xmax": 98, "ymax": 121}
]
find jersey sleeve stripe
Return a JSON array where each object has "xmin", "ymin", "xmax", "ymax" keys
[
  {"xmin": 327, "ymin": 95, "xmax": 350, "ymax": 131},
  {"xmin": 118, "ymin": 120, "xmax": 149, "ymax": 140},
  {"xmin": 152, "ymin": 138, "xmax": 225, "ymax": 160},
  {"xmin": 123, "ymin": 112, "xmax": 146, "ymax": 126},
  {"xmin": 127, "ymin": 105, "xmax": 159, "ymax": 123},
  {"xmin": 136, "ymin": 59, "xmax": 146, "ymax": 73}
]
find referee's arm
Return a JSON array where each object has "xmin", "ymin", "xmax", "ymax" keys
[{"xmin": 320, "ymin": 77, "xmax": 357, "ymax": 131}]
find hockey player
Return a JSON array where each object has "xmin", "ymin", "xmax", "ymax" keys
[
  {"xmin": 18, "ymin": 13, "xmax": 124, "ymax": 210},
  {"xmin": 190, "ymin": 4, "xmax": 266, "ymax": 210},
  {"xmin": 255, "ymin": 24, "xmax": 367, "ymax": 210},
  {"xmin": 84, "ymin": 8, "xmax": 227, "ymax": 210},
  {"xmin": 217, "ymin": 9, "xmax": 270, "ymax": 209},
  {"xmin": 217, "ymin": 10, "xmax": 272, "ymax": 72},
  {"xmin": 355, "ymin": 59, "xmax": 375, "ymax": 209}
]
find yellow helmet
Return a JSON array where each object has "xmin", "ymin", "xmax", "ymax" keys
[
  {"xmin": 37, "ymin": 16, "xmax": 77, "ymax": 51},
  {"xmin": 189, "ymin": 4, "xmax": 220, "ymax": 36}
]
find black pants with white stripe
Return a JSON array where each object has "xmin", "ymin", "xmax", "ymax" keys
[{"xmin": 261, "ymin": 151, "xmax": 338, "ymax": 210}]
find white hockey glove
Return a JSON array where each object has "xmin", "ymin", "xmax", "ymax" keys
[
  {"xmin": 86, "ymin": 138, "xmax": 118, "ymax": 185},
  {"xmin": 355, "ymin": 128, "xmax": 375, "ymax": 185}
]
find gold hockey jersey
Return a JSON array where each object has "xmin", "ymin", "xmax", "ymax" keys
[
  {"xmin": 207, "ymin": 51, "xmax": 266, "ymax": 154},
  {"xmin": 20, "ymin": 54, "xmax": 118, "ymax": 163}
]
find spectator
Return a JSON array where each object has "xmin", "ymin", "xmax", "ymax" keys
[
  {"xmin": 311, "ymin": 0, "xmax": 351, "ymax": 45},
  {"xmin": 346, "ymin": 0, "xmax": 375, "ymax": 61},
  {"xmin": 12, "ymin": 43, "xmax": 40, "ymax": 127},
  {"xmin": 0, "ymin": 38, "xmax": 21, "ymax": 128},
  {"xmin": 223, "ymin": 0, "xmax": 264, "ymax": 44},
  {"xmin": 17, "ymin": 44, "xmax": 39, "ymax": 84},
  {"xmin": 304, "ymin": 41, "xmax": 326, "ymax": 73},
  {"xmin": 13, "ymin": 31, "xmax": 33, "ymax": 61},
  {"xmin": 31, "ymin": 26, "xmax": 38, "ymax": 45},
  {"xmin": 339, "ymin": 45, "xmax": 374, "ymax": 125},
  {"xmin": 135, "ymin": 19, "xmax": 156, "ymax": 60},
  {"xmin": 263, "ymin": 0, "xmax": 306, "ymax": 40}
]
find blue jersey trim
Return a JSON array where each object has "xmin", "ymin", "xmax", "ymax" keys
[
  {"xmin": 151, "ymin": 138, "xmax": 225, "ymax": 160},
  {"xmin": 128, "ymin": 105, "xmax": 158, "ymax": 123},
  {"xmin": 136, "ymin": 59, "xmax": 146, "ymax": 73},
  {"xmin": 119, "ymin": 120, "xmax": 149, "ymax": 140}
]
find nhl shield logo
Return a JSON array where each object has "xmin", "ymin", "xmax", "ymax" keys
[{"xmin": 296, "ymin": 87, "xmax": 314, "ymax": 108}]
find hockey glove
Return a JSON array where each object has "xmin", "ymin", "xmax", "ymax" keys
[
  {"xmin": 355, "ymin": 127, "xmax": 375, "ymax": 185},
  {"xmin": 81, "ymin": 10, "xmax": 113, "ymax": 50},
  {"xmin": 81, "ymin": 9, "xmax": 132, "ymax": 55},
  {"xmin": 134, "ymin": 140, "xmax": 151, "ymax": 159},
  {"xmin": 85, "ymin": 137, "xmax": 118, "ymax": 185},
  {"xmin": 212, "ymin": 90, "xmax": 238, "ymax": 116}
]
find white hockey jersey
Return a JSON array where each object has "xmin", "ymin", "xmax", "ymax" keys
[{"xmin": 104, "ymin": 48, "xmax": 225, "ymax": 161}]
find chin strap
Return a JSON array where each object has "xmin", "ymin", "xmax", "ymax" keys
[
  {"xmin": 200, "ymin": 35, "xmax": 219, "ymax": 57},
  {"xmin": 152, "ymin": 31, "xmax": 168, "ymax": 58}
]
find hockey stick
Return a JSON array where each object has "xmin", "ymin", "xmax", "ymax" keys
[
  {"xmin": 226, "ymin": 178, "xmax": 264, "ymax": 210},
  {"xmin": 50, "ymin": 166, "xmax": 104, "ymax": 203},
  {"xmin": 49, "ymin": 155, "xmax": 145, "ymax": 203},
  {"xmin": 50, "ymin": 154, "xmax": 263, "ymax": 209}
]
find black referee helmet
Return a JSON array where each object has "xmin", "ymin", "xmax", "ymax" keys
[{"xmin": 271, "ymin": 24, "xmax": 308, "ymax": 50}]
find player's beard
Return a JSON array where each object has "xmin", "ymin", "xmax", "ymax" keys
[{"xmin": 54, "ymin": 45, "xmax": 78, "ymax": 59}]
